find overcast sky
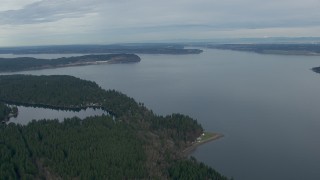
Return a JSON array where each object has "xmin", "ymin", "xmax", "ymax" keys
[{"xmin": 0, "ymin": 0, "xmax": 320, "ymax": 46}]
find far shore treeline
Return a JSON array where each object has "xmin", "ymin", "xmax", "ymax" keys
[{"xmin": 0, "ymin": 54, "xmax": 141, "ymax": 72}]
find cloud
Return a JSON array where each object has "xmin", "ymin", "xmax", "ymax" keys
[
  {"xmin": 0, "ymin": 0, "xmax": 41, "ymax": 11},
  {"xmin": 0, "ymin": 0, "xmax": 320, "ymax": 46},
  {"xmin": 2, "ymin": 0, "xmax": 320, "ymax": 28},
  {"xmin": 0, "ymin": 0, "xmax": 102, "ymax": 24}
]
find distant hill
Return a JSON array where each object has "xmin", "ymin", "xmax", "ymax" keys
[
  {"xmin": 205, "ymin": 44, "xmax": 320, "ymax": 56},
  {"xmin": 0, "ymin": 44, "xmax": 203, "ymax": 55},
  {"xmin": 0, "ymin": 54, "xmax": 140, "ymax": 72}
]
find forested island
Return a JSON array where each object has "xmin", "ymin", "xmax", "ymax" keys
[
  {"xmin": 0, "ymin": 75, "xmax": 229, "ymax": 179},
  {"xmin": 0, "ymin": 44, "xmax": 203, "ymax": 55},
  {"xmin": 205, "ymin": 44, "xmax": 320, "ymax": 56},
  {"xmin": 0, "ymin": 54, "xmax": 140, "ymax": 72}
]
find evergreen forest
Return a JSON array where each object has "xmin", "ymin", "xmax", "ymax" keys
[{"xmin": 0, "ymin": 75, "xmax": 229, "ymax": 179}]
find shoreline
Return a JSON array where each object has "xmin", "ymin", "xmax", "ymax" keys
[
  {"xmin": 0, "ymin": 60, "xmax": 139, "ymax": 73},
  {"xmin": 183, "ymin": 132, "xmax": 224, "ymax": 156}
]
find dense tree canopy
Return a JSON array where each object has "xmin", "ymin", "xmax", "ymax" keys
[
  {"xmin": 0, "ymin": 103, "xmax": 17, "ymax": 122},
  {"xmin": 0, "ymin": 75, "xmax": 142, "ymax": 116},
  {"xmin": 0, "ymin": 75, "xmax": 229, "ymax": 179},
  {"xmin": 0, "ymin": 116, "xmax": 146, "ymax": 179},
  {"xmin": 0, "ymin": 102, "xmax": 11, "ymax": 121},
  {"xmin": 151, "ymin": 114, "xmax": 203, "ymax": 142},
  {"xmin": 169, "ymin": 157, "xmax": 230, "ymax": 180}
]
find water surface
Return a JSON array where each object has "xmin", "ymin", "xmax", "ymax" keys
[
  {"xmin": 2, "ymin": 49, "xmax": 320, "ymax": 180},
  {"xmin": 8, "ymin": 105, "xmax": 107, "ymax": 125}
]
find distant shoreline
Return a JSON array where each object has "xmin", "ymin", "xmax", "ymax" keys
[
  {"xmin": 0, "ymin": 54, "xmax": 141, "ymax": 73},
  {"xmin": 204, "ymin": 44, "xmax": 320, "ymax": 56},
  {"xmin": 183, "ymin": 132, "xmax": 224, "ymax": 156},
  {"xmin": 0, "ymin": 60, "xmax": 132, "ymax": 73}
]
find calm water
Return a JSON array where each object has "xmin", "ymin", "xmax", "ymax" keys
[
  {"xmin": 2, "ymin": 49, "xmax": 320, "ymax": 180},
  {"xmin": 8, "ymin": 105, "xmax": 107, "ymax": 125}
]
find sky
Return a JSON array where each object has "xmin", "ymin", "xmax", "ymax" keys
[{"xmin": 0, "ymin": 0, "xmax": 320, "ymax": 46}]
